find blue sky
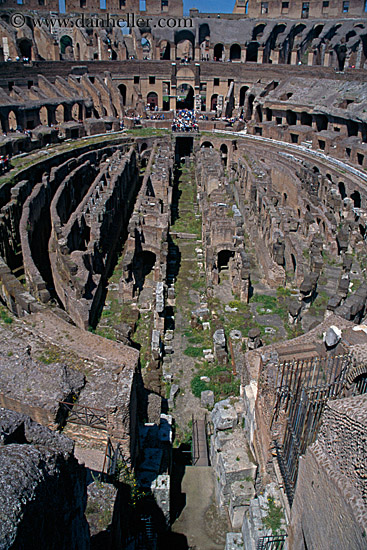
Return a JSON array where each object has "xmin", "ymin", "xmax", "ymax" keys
[{"xmin": 183, "ymin": 0, "xmax": 236, "ymax": 15}]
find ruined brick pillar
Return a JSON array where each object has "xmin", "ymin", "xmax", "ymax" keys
[
  {"xmin": 271, "ymin": 48, "xmax": 280, "ymax": 64},
  {"xmin": 324, "ymin": 50, "xmax": 332, "ymax": 67},
  {"xmin": 290, "ymin": 49, "xmax": 298, "ymax": 65}
]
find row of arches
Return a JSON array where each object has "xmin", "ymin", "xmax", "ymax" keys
[{"xmin": 3, "ymin": 102, "xmax": 85, "ymax": 133}]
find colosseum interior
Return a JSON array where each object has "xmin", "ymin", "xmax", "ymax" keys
[{"xmin": 0, "ymin": 0, "xmax": 366, "ymax": 549}]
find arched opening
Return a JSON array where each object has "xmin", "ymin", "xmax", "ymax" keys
[
  {"xmin": 359, "ymin": 224, "xmax": 366, "ymax": 239},
  {"xmin": 201, "ymin": 141, "xmax": 213, "ymax": 148},
  {"xmin": 351, "ymin": 190, "xmax": 361, "ymax": 208},
  {"xmin": 218, "ymin": 250, "xmax": 235, "ymax": 272},
  {"xmin": 55, "ymin": 104, "xmax": 65, "ymax": 124},
  {"xmin": 252, "ymin": 23, "xmax": 266, "ymax": 40},
  {"xmin": 286, "ymin": 110, "xmax": 297, "ymax": 125},
  {"xmin": 176, "ymin": 84, "xmax": 194, "ymax": 110},
  {"xmin": 110, "ymin": 48, "xmax": 117, "ymax": 60},
  {"xmin": 213, "ymin": 43, "xmax": 224, "ymax": 61},
  {"xmin": 140, "ymin": 142, "xmax": 148, "ymax": 153},
  {"xmin": 301, "ymin": 111, "xmax": 312, "ymax": 126},
  {"xmin": 75, "ymin": 42, "xmax": 80, "ymax": 61},
  {"xmin": 339, "ymin": 181, "xmax": 346, "ymax": 199},
  {"xmin": 210, "ymin": 94, "xmax": 218, "ymax": 112},
  {"xmin": 160, "ymin": 40, "xmax": 171, "ymax": 60},
  {"xmin": 199, "ymin": 23, "xmax": 210, "ymax": 45},
  {"xmin": 265, "ymin": 108, "xmax": 272, "ymax": 121},
  {"xmin": 71, "ymin": 103, "xmax": 80, "ymax": 121},
  {"xmin": 39, "ymin": 106, "xmax": 49, "ymax": 126},
  {"xmin": 315, "ymin": 114, "xmax": 328, "ymax": 131},
  {"xmin": 246, "ymin": 42, "xmax": 259, "ymax": 62},
  {"xmin": 60, "ymin": 35, "xmax": 73, "ymax": 58},
  {"xmin": 147, "ymin": 91, "xmax": 158, "ymax": 110},
  {"xmin": 118, "ymin": 84, "xmax": 127, "ymax": 105},
  {"xmin": 175, "ymin": 30, "xmax": 195, "ymax": 60},
  {"xmin": 283, "ymin": 192, "xmax": 287, "ymax": 204},
  {"xmin": 239, "ymin": 86, "xmax": 248, "ymax": 107},
  {"xmin": 230, "ymin": 43, "xmax": 241, "ymax": 61},
  {"xmin": 141, "ymin": 37, "xmax": 151, "ymax": 59},
  {"xmin": 8, "ymin": 110, "xmax": 17, "ymax": 131},
  {"xmin": 335, "ymin": 44, "xmax": 347, "ymax": 71},
  {"xmin": 17, "ymin": 38, "xmax": 32, "ymax": 60}
]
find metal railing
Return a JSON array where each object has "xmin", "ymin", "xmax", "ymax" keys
[
  {"xmin": 256, "ymin": 534, "xmax": 287, "ymax": 550},
  {"xmin": 192, "ymin": 415, "xmax": 200, "ymax": 465},
  {"xmin": 59, "ymin": 401, "xmax": 107, "ymax": 430}
]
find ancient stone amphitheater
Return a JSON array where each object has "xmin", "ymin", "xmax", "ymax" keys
[{"xmin": 0, "ymin": 1, "xmax": 366, "ymax": 549}]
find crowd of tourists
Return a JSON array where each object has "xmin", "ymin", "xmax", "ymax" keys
[{"xmin": 171, "ymin": 109, "xmax": 198, "ymax": 132}]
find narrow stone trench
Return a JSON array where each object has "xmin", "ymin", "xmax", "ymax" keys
[{"xmin": 165, "ymin": 158, "xmax": 231, "ymax": 550}]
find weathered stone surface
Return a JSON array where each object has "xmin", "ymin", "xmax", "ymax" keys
[
  {"xmin": 201, "ymin": 390, "xmax": 215, "ymax": 408},
  {"xmin": 211, "ymin": 399, "xmax": 238, "ymax": 431},
  {"xmin": 323, "ymin": 325, "xmax": 342, "ymax": 348},
  {"xmin": 0, "ymin": 408, "xmax": 90, "ymax": 550}
]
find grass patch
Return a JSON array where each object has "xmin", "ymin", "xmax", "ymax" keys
[
  {"xmin": 0, "ymin": 305, "xmax": 13, "ymax": 324},
  {"xmin": 191, "ymin": 361, "xmax": 240, "ymax": 402},
  {"xmin": 184, "ymin": 346, "xmax": 205, "ymax": 358},
  {"xmin": 37, "ymin": 345, "xmax": 62, "ymax": 365},
  {"xmin": 262, "ymin": 497, "xmax": 285, "ymax": 535},
  {"xmin": 308, "ymin": 290, "xmax": 329, "ymax": 316},
  {"xmin": 250, "ymin": 293, "xmax": 287, "ymax": 320}
]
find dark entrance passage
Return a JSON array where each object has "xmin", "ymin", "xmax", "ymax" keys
[
  {"xmin": 218, "ymin": 250, "xmax": 235, "ymax": 271},
  {"xmin": 176, "ymin": 84, "xmax": 194, "ymax": 110},
  {"xmin": 175, "ymin": 136, "xmax": 193, "ymax": 164},
  {"xmin": 133, "ymin": 250, "xmax": 156, "ymax": 292}
]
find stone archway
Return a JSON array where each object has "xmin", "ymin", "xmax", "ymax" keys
[
  {"xmin": 60, "ymin": 35, "xmax": 73, "ymax": 60},
  {"xmin": 8, "ymin": 110, "xmax": 17, "ymax": 131},
  {"xmin": 40, "ymin": 106, "xmax": 49, "ymax": 126},
  {"xmin": 55, "ymin": 104, "xmax": 65, "ymax": 124},
  {"xmin": 230, "ymin": 43, "xmax": 241, "ymax": 61},
  {"xmin": 175, "ymin": 29, "xmax": 195, "ymax": 61},
  {"xmin": 213, "ymin": 43, "xmax": 224, "ymax": 61},
  {"xmin": 17, "ymin": 38, "xmax": 33, "ymax": 60},
  {"xmin": 176, "ymin": 84, "xmax": 194, "ymax": 110},
  {"xmin": 147, "ymin": 91, "xmax": 158, "ymax": 110}
]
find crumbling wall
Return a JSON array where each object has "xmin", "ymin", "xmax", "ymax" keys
[
  {"xmin": 0, "ymin": 408, "xmax": 90, "ymax": 550},
  {"xmin": 49, "ymin": 146, "xmax": 139, "ymax": 328}
]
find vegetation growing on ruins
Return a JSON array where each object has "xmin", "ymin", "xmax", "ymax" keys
[{"xmin": 262, "ymin": 496, "xmax": 285, "ymax": 536}]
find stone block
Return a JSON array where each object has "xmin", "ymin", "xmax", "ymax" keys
[
  {"xmin": 212, "ymin": 399, "xmax": 238, "ymax": 431},
  {"xmin": 225, "ymin": 533, "xmax": 244, "ymax": 550},
  {"xmin": 201, "ymin": 390, "xmax": 214, "ymax": 408}
]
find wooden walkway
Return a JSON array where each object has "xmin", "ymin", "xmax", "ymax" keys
[{"xmin": 192, "ymin": 416, "xmax": 209, "ymax": 466}]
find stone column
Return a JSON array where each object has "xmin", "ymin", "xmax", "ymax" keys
[
  {"xmin": 241, "ymin": 47, "xmax": 247, "ymax": 62},
  {"xmin": 271, "ymin": 48, "xmax": 280, "ymax": 64},
  {"xmin": 290, "ymin": 49, "xmax": 298, "ymax": 65},
  {"xmin": 257, "ymin": 47, "xmax": 265, "ymax": 64},
  {"xmin": 307, "ymin": 50, "xmax": 314, "ymax": 66}
]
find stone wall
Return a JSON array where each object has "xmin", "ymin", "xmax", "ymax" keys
[
  {"xmin": 196, "ymin": 146, "xmax": 251, "ymax": 303},
  {"xmin": 0, "ymin": 408, "xmax": 90, "ymax": 550},
  {"xmin": 290, "ymin": 394, "xmax": 367, "ymax": 550},
  {"xmin": 49, "ymin": 146, "xmax": 139, "ymax": 328}
]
